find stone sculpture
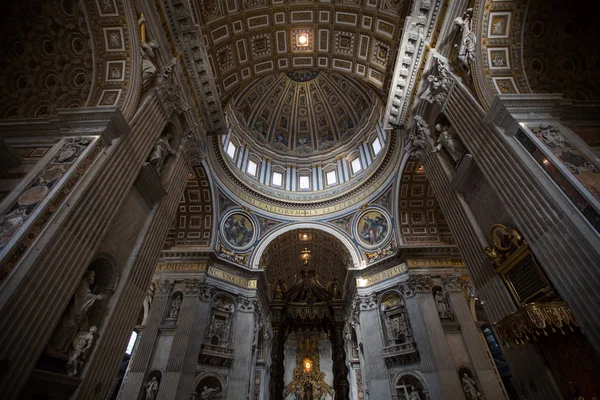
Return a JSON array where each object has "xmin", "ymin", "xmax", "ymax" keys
[
  {"xmin": 454, "ymin": 9, "xmax": 476, "ymax": 76},
  {"xmin": 433, "ymin": 124, "xmax": 466, "ymax": 163},
  {"xmin": 168, "ymin": 294, "xmax": 182, "ymax": 320},
  {"xmin": 66, "ymin": 326, "xmax": 97, "ymax": 377},
  {"xmin": 409, "ymin": 390, "xmax": 422, "ymax": 400},
  {"xmin": 145, "ymin": 376, "xmax": 159, "ymax": 400},
  {"xmin": 405, "ymin": 116, "xmax": 433, "ymax": 159},
  {"xmin": 435, "ymin": 289, "xmax": 453, "ymax": 320},
  {"xmin": 200, "ymin": 386, "xmax": 220, "ymax": 399},
  {"xmin": 48, "ymin": 270, "xmax": 106, "ymax": 354},
  {"xmin": 420, "ymin": 56, "xmax": 453, "ymax": 106},
  {"xmin": 149, "ymin": 133, "xmax": 176, "ymax": 173},
  {"xmin": 461, "ymin": 373, "xmax": 485, "ymax": 400}
]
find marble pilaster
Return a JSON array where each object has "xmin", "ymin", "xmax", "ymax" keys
[
  {"xmin": 118, "ymin": 280, "xmax": 173, "ymax": 399},
  {"xmin": 355, "ymin": 294, "xmax": 393, "ymax": 399},
  {"xmin": 228, "ymin": 296, "xmax": 258, "ymax": 399},
  {"xmin": 405, "ymin": 277, "xmax": 465, "ymax": 400},
  {"xmin": 157, "ymin": 279, "xmax": 202, "ymax": 400},
  {"xmin": 442, "ymin": 275, "xmax": 505, "ymax": 400}
]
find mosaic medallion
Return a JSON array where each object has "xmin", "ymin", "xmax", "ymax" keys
[
  {"xmin": 221, "ymin": 211, "xmax": 256, "ymax": 250},
  {"xmin": 355, "ymin": 209, "xmax": 390, "ymax": 248}
]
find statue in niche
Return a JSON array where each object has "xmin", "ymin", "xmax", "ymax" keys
[
  {"xmin": 138, "ymin": 14, "xmax": 160, "ymax": 91},
  {"xmin": 145, "ymin": 376, "xmax": 159, "ymax": 400},
  {"xmin": 461, "ymin": 373, "xmax": 485, "ymax": 400},
  {"xmin": 149, "ymin": 133, "xmax": 176, "ymax": 173},
  {"xmin": 273, "ymin": 279, "xmax": 287, "ymax": 300},
  {"xmin": 168, "ymin": 294, "xmax": 182, "ymax": 320},
  {"xmin": 433, "ymin": 124, "xmax": 466, "ymax": 163},
  {"xmin": 66, "ymin": 325, "xmax": 97, "ymax": 376},
  {"xmin": 409, "ymin": 390, "xmax": 422, "ymax": 400},
  {"xmin": 327, "ymin": 279, "xmax": 342, "ymax": 300},
  {"xmin": 454, "ymin": 9, "xmax": 476, "ymax": 76},
  {"xmin": 434, "ymin": 288, "xmax": 454, "ymax": 320},
  {"xmin": 48, "ymin": 269, "xmax": 106, "ymax": 354},
  {"xmin": 200, "ymin": 386, "xmax": 220, "ymax": 399}
]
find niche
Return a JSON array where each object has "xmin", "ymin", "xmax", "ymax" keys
[{"xmin": 379, "ymin": 291, "xmax": 412, "ymax": 346}]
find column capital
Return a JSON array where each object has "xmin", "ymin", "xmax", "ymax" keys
[
  {"xmin": 441, "ymin": 274, "xmax": 469, "ymax": 292},
  {"xmin": 237, "ymin": 295, "xmax": 259, "ymax": 312},
  {"xmin": 157, "ymin": 279, "xmax": 174, "ymax": 295},
  {"xmin": 200, "ymin": 284, "xmax": 216, "ymax": 301},
  {"xmin": 184, "ymin": 279, "xmax": 202, "ymax": 295},
  {"xmin": 398, "ymin": 275, "xmax": 433, "ymax": 297}
]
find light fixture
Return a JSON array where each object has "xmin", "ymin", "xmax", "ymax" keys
[{"xmin": 296, "ymin": 33, "xmax": 309, "ymax": 47}]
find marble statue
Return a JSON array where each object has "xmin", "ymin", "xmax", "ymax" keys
[
  {"xmin": 408, "ymin": 390, "xmax": 422, "ymax": 400},
  {"xmin": 435, "ymin": 289, "xmax": 453, "ymax": 320},
  {"xmin": 454, "ymin": 9, "xmax": 476, "ymax": 75},
  {"xmin": 461, "ymin": 373, "xmax": 485, "ymax": 400},
  {"xmin": 168, "ymin": 294, "xmax": 182, "ymax": 319},
  {"xmin": 149, "ymin": 134, "xmax": 176, "ymax": 173},
  {"xmin": 48, "ymin": 270, "xmax": 106, "ymax": 354},
  {"xmin": 145, "ymin": 376, "xmax": 159, "ymax": 400},
  {"xmin": 200, "ymin": 386, "xmax": 220, "ymax": 399},
  {"xmin": 433, "ymin": 124, "xmax": 466, "ymax": 163},
  {"xmin": 66, "ymin": 325, "xmax": 97, "ymax": 376}
]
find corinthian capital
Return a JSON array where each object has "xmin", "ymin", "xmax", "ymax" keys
[
  {"xmin": 398, "ymin": 276, "xmax": 433, "ymax": 297},
  {"xmin": 184, "ymin": 279, "xmax": 202, "ymax": 295},
  {"xmin": 157, "ymin": 279, "xmax": 175, "ymax": 295},
  {"xmin": 441, "ymin": 274, "xmax": 468, "ymax": 291}
]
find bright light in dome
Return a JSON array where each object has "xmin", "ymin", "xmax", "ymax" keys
[{"xmin": 298, "ymin": 34, "xmax": 308, "ymax": 45}]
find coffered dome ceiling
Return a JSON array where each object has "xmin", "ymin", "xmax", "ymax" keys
[
  {"xmin": 228, "ymin": 71, "xmax": 380, "ymax": 156},
  {"xmin": 197, "ymin": 0, "xmax": 410, "ymax": 103}
]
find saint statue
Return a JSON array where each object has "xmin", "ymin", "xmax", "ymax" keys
[
  {"xmin": 48, "ymin": 270, "xmax": 106, "ymax": 354},
  {"xmin": 408, "ymin": 390, "xmax": 422, "ymax": 400},
  {"xmin": 461, "ymin": 373, "xmax": 485, "ymax": 400},
  {"xmin": 433, "ymin": 124, "xmax": 466, "ymax": 163},
  {"xmin": 149, "ymin": 134, "xmax": 176, "ymax": 173},
  {"xmin": 168, "ymin": 294, "xmax": 182, "ymax": 320},
  {"xmin": 454, "ymin": 8, "xmax": 476, "ymax": 74},
  {"xmin": 435, "ymin": 289, "xmax": 453, "ymax": 320},
  {"xmin": 66, "ymin": 326, "xmax": 97, "ymax": 376},
  {"xmin": 145, "ymin": 376, "xmax": 159, "ymax": 400}
]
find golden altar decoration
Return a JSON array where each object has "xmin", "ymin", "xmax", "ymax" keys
[
  {"xmin": 284, "ymin": 337, "xmax": 333, "ymax": 400},
  {"xmin": 494, "ymin": 301, "xmax": 578, "ymax": 347}
]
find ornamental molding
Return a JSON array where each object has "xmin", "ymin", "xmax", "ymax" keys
[
  {"xmin": 385, "ymin": 0, "xmax": 443, "ymax": 127},
  {"xmin": 160, "ymin": 0, "xmax": 226, "ymax": 135}
]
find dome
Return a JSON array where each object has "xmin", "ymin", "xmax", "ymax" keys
[{"xmin": 227, "ymin": 71, "xmax": 381, "ymax": 157}]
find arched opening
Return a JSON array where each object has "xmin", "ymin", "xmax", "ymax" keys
[
  {"xmin": 194, "ymin": 375, "xmax": 223, "ymax": 400},
  {"xmin": 262, "ymin": 228, "xmax": 352, "ymax": 400}
]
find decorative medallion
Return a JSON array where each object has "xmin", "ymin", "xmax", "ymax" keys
[
  {"xmin": 220, "ymin": 211, "xmax": 256, "ymax": 250},
  {"xmin": 354, "ymin": 208, "xmax": 390, "ymax": 249}
]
